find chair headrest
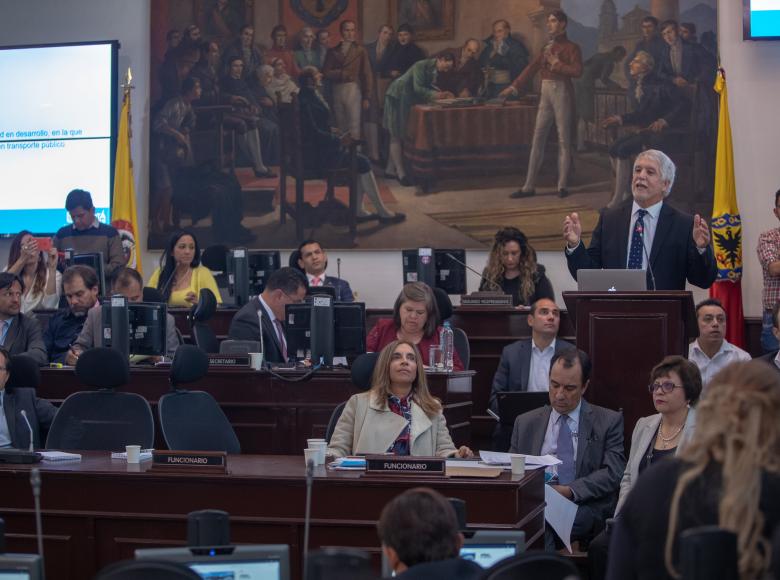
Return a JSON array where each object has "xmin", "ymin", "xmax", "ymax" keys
[
  {"xmin": 75, "ymin": 348, "xmax": 130, "ymax": 389},
  {"xmin": 288, "ymin": 250, "xmax": 303, "ymax": 270},
  {"xmin": 142, "ymin": 286, "xmax": 165, "ymax": 303},
  {"xmin": 171, "ymin": 344, "xmax": 209, "ymax": 386},
  {"xmin": 433, "ymin": 287, "xmax": 453, "ymax": 321},
  {"xmin": 190, "ymin": 288, "xmax": 217, "ymax": 323},
  {"xmin": 351, "ymin": 352, "xmax": 378, "ymax": 390},
  {"xmin": 6, "ymin": 354, "xmax": 41, "ymax": 390},
  {"xmin": 201, "ymin": 245, "xmax": 228, "ymax": 271}
]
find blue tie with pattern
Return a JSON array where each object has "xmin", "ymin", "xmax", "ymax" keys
[
  {"xmin": 627, "ymin": 209, "xmax": 648, "ymax": 269},
  {"xmin": 556, "ymin": 414, "xmax": 575, "ymax": 485}
]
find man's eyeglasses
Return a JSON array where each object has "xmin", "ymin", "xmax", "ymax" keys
[{"xmin": 648, "ymin": 381, "xmax": 683, "ymax": 394}]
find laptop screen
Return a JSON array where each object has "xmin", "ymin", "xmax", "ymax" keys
[
  {"xmin": 459, "ymin": 544, "xmax": 516, "ymax": 568},
  {"xmin": 0, "ymin": 573, "xmax": 31, "ymax": 580},
  {"xmin": 188, "ymin": 559, "xmax": 281, "ymax": 579}
]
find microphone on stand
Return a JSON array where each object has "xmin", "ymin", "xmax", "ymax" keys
[
  {"xmin": 30, "ymin": 468, "xmax": 45, "ymax": 579},
  {"xmin": 20, "ymin": 410, "xmax": 34, "ymax": 452},
  {"xmin": 302, "ymin": 458, "xmax": 315, "ymax": 580},
  {"xmin": 159, "ymin": 265, "xmax": 177, "ymax": 299},
  {"xmin": 336, "ymin": 258, "xmax": 343, "ymax": 302},
  {"xmin": 637, "ymin": 224, "xmax": 657, "ymax": 291},
  {"xmin": 445, "ymin": 253, "xmax": 501, "ymax": 292}
]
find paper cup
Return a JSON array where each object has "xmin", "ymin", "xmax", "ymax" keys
[
  {"xmin": 126, "ymin": 445, "xmax": 141, "ymax": 464},
  {"xmin": 510, "ymin": 454, "xmax": 526, "ymax": 476},
  {"xmin": 249, "ymin": 352, "xmax": 264, "ymax": 370},
  {"xmin": 303, "ymin": 448, "xmax": 319, "ymax": 468},
  {"xmin": 307, "ymin": 439, "xmax": 327, "ymax": 465}
]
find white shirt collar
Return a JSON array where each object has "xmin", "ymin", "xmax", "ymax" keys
[
  {"xmin": 258, "ymin": 294, "xmax": 277, "ymax": 324},
  {"xmin": 632, "ymin": 199, "xmax": 663, "ymax": 220},
  {"xmin": 692, "ymin": 338, "xmax": 733, "ymax": 360},
  {"xmin": 531, "ymin": 337, "xmax": 556, "ymax": 353},
  {"xmin": 551, "ymin": 398, "xmax": 582, "ymax": 424}
]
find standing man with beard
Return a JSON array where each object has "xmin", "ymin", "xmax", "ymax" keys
[
  {"xmin": 43, "ymin": 265, "xmax": 99, "ymax": 364},
  {"xmin": 563, "ymin": 149, "xmax": 717, "ymax": 290}
]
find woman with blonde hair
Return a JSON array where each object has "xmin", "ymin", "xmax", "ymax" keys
[
  {"xmin": 5, "ymin": 230, "xmax": 60, "ymax": 313},
  {"xmin": 607, "ymin": 361, "xmax": 780, "ymax": 580},
  {"xmin": 327, "ymin": 340, "xmax": 473, "ymax": 458},
  {"xmin": 479, "ymin": 227, "xmax": 553, "ymax": 307}
]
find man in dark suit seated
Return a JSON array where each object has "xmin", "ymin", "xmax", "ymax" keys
[
  {"xmin": 377, "ymin": 487, "xmax": 483, "ymax": 579},
  {"xmin": 757, "ymin": 301, "xmax": 780, "ymax": 373},
  {"xmin": 0, "ymin": 273, "xmax": 47, "ymax": 366},
  {"xmin": 510, "ymin": 349, "xmax": 625, "ymax": 549},
  {"xmin": 43, "ymin": 265, "xmax": 99, "ymax": 364},
  {"xmin": 489, "ymin": 298, "xmax": 573, "ymax": 451},
  {"xmin": 228, "ymin": 267, "xmax": 307, "ymax": 364},
  {"xmin": 563, "ymin": 149, "xmax": 717, "ymax": 291},
  {"xmin": 296, "ymin": 239, "xmax": 354, "ymax": 302},
  {"xmin": 0, "ymin": 349, "xmax": 57, "ymax": 449}
]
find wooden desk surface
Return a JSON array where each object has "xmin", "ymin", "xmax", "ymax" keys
[{"xmin": 0, "ymin": 453, "xmax": 545, "ymax": 580}]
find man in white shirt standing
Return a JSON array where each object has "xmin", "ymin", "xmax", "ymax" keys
[
  {"xmin": 296, "ymin": 239, "xmax": 354, "ymax": 302},
  {"xmin": 688, "ymin": 298, "xmax": 751, "ymax": 386},
  {"xmin": 488, "ymin": 298, "xmax": 573, "ymax": 450}
]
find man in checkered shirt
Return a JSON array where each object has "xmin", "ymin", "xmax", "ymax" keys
[{"xmin": 756, "ymin": 188, "xmax": 780, "ymax": 352}]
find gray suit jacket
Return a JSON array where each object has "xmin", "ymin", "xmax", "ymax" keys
[
  {"xmin": 2, "ymin": 313, "xmax": 47, "ymax": 366},
  {"xmin": 615, "ymin": 408, "xmax": 696, "ymax": 515},
  {"xmin": 228, "ymin": 297, "xmax": 286, "ymax": 363},
  {"xmin": 509, "ymin": 399, "xmax": 625, "ymax": 521},
  {"xmin": 489, "ymin": 338, "xmax": 573, "ymax": 414},
  {"xmin": 74, "ymin": 306, "xmax": 180, "ymax": 357},
  {"xmin": 2, "ymin": 387, "xmax": 57, "ymax": 449}
]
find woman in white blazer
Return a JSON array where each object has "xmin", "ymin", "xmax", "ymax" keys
[
  {"xmin": 327, "ymin": 340, "xmax": 473, "ymax": 458},
  {"xmin": 589, "ymin": 355, "xmax": 702, "ymax": 579}
]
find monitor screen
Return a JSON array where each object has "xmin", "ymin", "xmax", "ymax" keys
[
  {"xmin": 0, "ymin": 41, "xmax": 118, "ymax": 235},
  {"xmin": 189, "ymin": 559, "xmax": 281, "ymax": 579},
  {"xmin": 0, "ymin": 554, "xmax": 42, "ymax": 580},
  {"xmin": 744, "ymin": 0, "xmax": 780, "ymax": 39},
  {"xmin": 286, "ymin": 302, "xmax": 366, "ymax": 362},
  {"xmin": 101, "ymin": 301, "xmax": 168, "ymax": 356},
  {"xmin": 135, "ymin": 545, "xmax": 289, "ymax": 580},
  {"xmin": 402, "ymin": 249, "xmax": 467, "ymax": 294},
  {"xmin": 248, "ymin": 251, "xmax": 280, "ymax": 295},
  {"xmin": 0, "ymin": 573, "xmax": 31, "ymax": 580},
  {"xmin": 459, "ymin": 544, "xmax": 516, "ymax": 568}
]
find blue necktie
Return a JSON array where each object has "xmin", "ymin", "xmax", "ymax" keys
[
  {"xmin": 627, "ymin": 209, "xmax": 648, "ymax": 269},
  {"xmin": 556, "ymin": 414, "xmax": 575, "ymax": 485}
]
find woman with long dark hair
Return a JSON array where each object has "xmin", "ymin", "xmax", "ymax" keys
[
  {"xmin": 147, "ymin": 230, "xmax": 222, "ymax": 307},
  {"xmin": 480, "ymin": 227, "xmax": 554, "ymax": 307},
  {"xmin": 5, "ymin": 230, "xmax": 60, "ymax": 313}
]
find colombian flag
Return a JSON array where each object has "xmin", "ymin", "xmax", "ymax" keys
[
  {"xmin": 111, "ymin": 76, "xmax": 142, "ymax": 274},
  {"xmin": 710, "ymin": 69, "xmax": 743, "ymax": 347}
]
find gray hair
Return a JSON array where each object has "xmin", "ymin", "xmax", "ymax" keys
[
  {"xmin": 635, "ymin": 149, "xmax": 676, "ymax": 196},
  {"xmin": 632, "ymin": 50, "xmax": 655, "ymax": 71}
]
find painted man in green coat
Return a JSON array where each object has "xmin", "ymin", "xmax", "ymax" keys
[{"xmin": 383, "ymin": 53, "xmax": 455, "ymax": 186}]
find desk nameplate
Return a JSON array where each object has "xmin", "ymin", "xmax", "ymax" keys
[
  {"xmin": 364, "ymin": 455, "xmax": 445, "ymax": 476},
  {"xmin": 150, "ymin": 451, "xmax": 228, "ymax": 474},
  {"xmin": 207, "ymin": 355, "xmax": 250, "ymax": 367}
]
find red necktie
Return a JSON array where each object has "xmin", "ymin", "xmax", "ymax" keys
[{"xmin": 312, "ymin": 276, "xmax": 322, "ymax": 286}]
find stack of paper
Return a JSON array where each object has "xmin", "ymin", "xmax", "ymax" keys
[
  {"xmin": 479, "ymin": 450, "xmax": 562, "ymax": 468},
  {"xmin": 39, "ymin": 451, "xmax": 82, "ymax": 462},
  {"xmin": 328, "ymin": 457, "xmax": 366, "ymax": 470}
]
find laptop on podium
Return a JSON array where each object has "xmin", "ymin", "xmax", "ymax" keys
[{"xmin": 577, "ymin": 269, "xmax": 647, "ymax": 292}]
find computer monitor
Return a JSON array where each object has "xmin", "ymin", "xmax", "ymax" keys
[
  {"xmin": 0, "ymin": 554, "xmax": 43, "ymax": 580},
  {"xmin": 286, "ymin": 301, "xmax": 366, "ymax": 365},
  {"xmin": 402, "ymin": 248, "xmax": 467, "ymax": 295},
  {"xmin": 226, "ymin": 250, "xmax": 281, "ymax": 306},
  {"xmin": 66, "ymin": 251, "xmax": 107, "ymax": 296},
  {"xmin": 101, "ymin": 300, "xmax": 168, "ymax": 357},
  {"xmin": 135, "ymin": 545, "xmax": 289, "ymax": 580}
]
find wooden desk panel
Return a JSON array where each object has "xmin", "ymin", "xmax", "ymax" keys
[
  {"xmin": 38, "ymin": 368, "xmax": 474, "ymax": 454},
  {"xmin": 0, "ymin": 454, "xmax": 545, "ymax": 580}
]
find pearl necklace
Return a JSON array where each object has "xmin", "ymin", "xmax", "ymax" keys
[{"xmin": 658, "ymin": 410, "xmax": 688, "ymax": 449}]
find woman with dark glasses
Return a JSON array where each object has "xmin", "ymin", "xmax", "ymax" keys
[{"xmin": 589, "ymin": 355, "xmax": 701, "ymax": 579}]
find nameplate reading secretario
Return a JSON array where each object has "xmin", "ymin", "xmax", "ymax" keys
[
  {"xmin": 150, "ymin": 451, "xmax": 228, "ymax": 474},
  {"xmin": 364, "ymin": 455, "xmax": 445, "ymax": 476},
  {"xmin": 207, "ymin": 355, "xmax": 250, "ymax": 367}
]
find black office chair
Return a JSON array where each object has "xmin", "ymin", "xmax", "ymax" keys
[
  {"xmin": 680, "ymin": 526, "xmax": 738, "ymax": 580},
  {"xmin": 433, "ymin": 287, "xmax": 470, "ymax": 369},
  {"xmin": 143, "ymin": 286, "xmax": 165, "ymax": 303},
  {"xmin": 45, "ymin": 348, "xmax": 155, "ymax": 451},
  {"xmin": 306, "ymin": 548, "xmax": 376, "ymax": 580},
  {"xmin": 94, "ymin": 559, "xmax": 202, "ymax": 580},
  {"xmin": 6, "ymin": 354, "xmax": 41, "ymax": 389},
  {"xmin": 189, "ymin": 288, "xmax": 219, "ymax": 353},
  {"xmin": 480, "ymin": 551, "xmax": 581, "ymax": 579},
  {"xmin": 771, "ymin": 524, "xmax": 780, "ymax": 580},
  {"xmin": 158, "ymin": 345, "xmax": 241, "ymax": 454},
  {"xmin": 324, "ymin": 352, "xmax": 378, "ymax": 443}
]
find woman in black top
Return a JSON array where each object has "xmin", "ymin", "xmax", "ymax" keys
[
  {"xmin": 607, "ymin": 361, "xmax": 780, "ymax": 580},
  {"xmin": 479, "ymin": 227, "xmax": 553, "ymax": 307}
]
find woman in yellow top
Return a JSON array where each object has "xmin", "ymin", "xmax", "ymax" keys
[{"xmin": 148, "ymin": 230, "xmax": 222, "ymax": 307}]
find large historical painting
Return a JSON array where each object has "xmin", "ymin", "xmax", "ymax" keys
[{"xmin": 148, "ymin": 0, "xmax": 718, "ymax": 251}]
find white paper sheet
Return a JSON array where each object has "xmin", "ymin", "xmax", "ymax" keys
[
  {"xmin": 544, "ymin": 485, "xmax": 578, "ymax": 553},
  {"xmin": 479, "ymin": 450, "xmax": 563, "ymax": 466}
]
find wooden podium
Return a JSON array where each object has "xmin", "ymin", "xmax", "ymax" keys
[{"xmin": 562, "ymin": 291, "xmax": 696, "ymax": 439}]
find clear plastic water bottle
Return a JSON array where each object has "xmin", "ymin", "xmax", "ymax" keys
[{"xmin": 439, "ymin": 322, "xmax": 455, "ymax": 372}]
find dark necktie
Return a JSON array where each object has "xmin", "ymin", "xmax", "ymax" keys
[
  {"xmin": 556, "ymin": 414, "xmax": 575, "ymax": 485},
  {"xmin": 627, "ymin": 209, "xmax": 648, "ymax": 270},
  {"xmin": 273, "ymin": 319, "xmax": 288, "ymax": 361}
]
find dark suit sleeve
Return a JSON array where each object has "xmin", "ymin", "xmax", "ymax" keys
[
  {"xmin": 569, "ymin": 410, "xmax": 626, "ymax": 504},
  {"xmin": 338, "ymin": 279, "xmax": 354, "ymax": 302},
  {"xmin": 566, "ymin": 210, "xmax": 606, "ymax": 279},
  {"xmin": 42, "ymin": 316, "xmax": 57, "ymax": 363},
  {"xmin": 686, "ymin": 237, "xmax": 718, "ymax": 289},
  {"xmin": 228, "ymin": 307, "xmax": 260, "ymax": 341},
  {"xmin": 23, "ymin": 316, "xmax": 48, "ymax": 366},
  {"xmin": 34, "ymin": 395, "xmax": 57, "ymax": 431},
  {"xmin": 489, "ymin": 346, "xmax": 513, "ymax": 414}
]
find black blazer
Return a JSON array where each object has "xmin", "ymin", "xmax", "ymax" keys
[
  {"xmin": 227, "ymin": 297, "xmax": 287, "ymax": 364},
  {"xmin": 2, "ymin": 387, "xmax": 57, "ymax": 449},
  {"xmin": 566, "ymin": 200, "xmax": 717, "ymax": 290}
]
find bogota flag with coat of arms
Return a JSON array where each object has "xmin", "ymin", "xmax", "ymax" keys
[{"xmin": 709, "ymin": 69, "xmax": 743, "ymax": 347}]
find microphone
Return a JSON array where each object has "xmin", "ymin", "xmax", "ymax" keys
[
  {"xmin": 30, "ymin": 468, "xmax": 45, "ymax": 578},
  {"xmin": 445, "ymin": 252, "xmax": 501, "ymax": 292},
  {"xmin": 336, "ymin": 257, "xmax": 341, "ymax": 281},
  {"xmin": 638, "ymin": 226, "xmax": 657, "ymax": 291},
  {"xmin": 256, "ymin": 307, "xmax": 265, "ymax": 366},
  {"xmin": 20, "ymin": 410, "xmax": 34, "ymax": 452},
  {"xmin": 159, "ymin": 264, "xmax": 177, "ymax": 299},
  {"xmin": 302, "ymin": 458, "xmax": 315, "ymax": 580}
]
